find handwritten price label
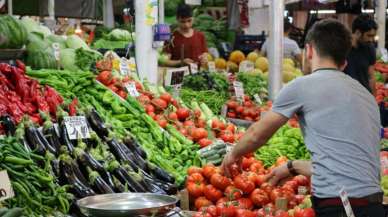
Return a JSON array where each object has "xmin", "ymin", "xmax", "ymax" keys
[
  {"xmin": 0, "ymin": 170, "xmax": 14, "ymax": 201},
  {"xmin": 64, "ymin": 116, "xmax": 91, "ymax": 140},
  {"xmin": 125, "ymin": 82, "xmax": 140, "ymax": 97}
]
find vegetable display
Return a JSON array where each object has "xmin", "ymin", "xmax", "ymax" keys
[
  {"xmin": 0, "ymin": 15, "xmax": 28, "ymax": 49},
  {"xmin": 27, "ymin": 68, "xmax": 200, "ymax": 185},
  {"xmin": 187, "ymin": 158, "xmax": 315, "ymax": 217}
]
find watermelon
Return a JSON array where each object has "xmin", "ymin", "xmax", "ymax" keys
[
  {"xmin": 0, "ymin": 15, "xmax": 28, "ymax": 49},
  {"xmin": 0, "ymin": 17, "xmax": 11, "ymax": 48},
  {"xmin": 27, "ymin": 50, "xmax": 57, "ymax": 69}
]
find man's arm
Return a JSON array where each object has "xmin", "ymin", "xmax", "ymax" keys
[
  {"xmin": 267, "ymin": 160, "xmax": 312, "ymax": 186},
  {"xmin": 369, "ymin": 65, "xmax": 376, "ymax": 95},
  {"xmin": 222, "ymin": 111, "xmax": 288, "ymax": 177}
]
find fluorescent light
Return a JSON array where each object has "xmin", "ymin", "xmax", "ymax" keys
[
  {"xmin": 310, "ymin": 10, "xmax": 336, "ymax": 14},
  {"xmin": 362, "ymin": 9, "xmax": 374, "ymax": 13}
]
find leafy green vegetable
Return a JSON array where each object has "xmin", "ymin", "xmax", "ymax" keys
[
  {"xmin": 60, "ymin": 48, "xmax": 79, "ymax": 71},
  {"xmin": 180, "ymin": 88, "xmax": 228, "ymax": 114},
  {"xmin": 93, "ymin": 38, "xmax": 129, "ymax": 49},
  {"xmin": 107, "ymin": 29, "xmax": 132, "ymax": 41},
  {"xmin": 75, "ymin": 48, "xmax": 103, "ymax": 71},
  {"xmin": 66, "ymin": 35, "xmax": 89, "ymax": 50},
  {"xmin": 237, "ymin": 72, "xmax": 268, "ymax": 100},
  {"xmin": 182, "ymin": 72, "xmax": 229, "ymax": 92}
]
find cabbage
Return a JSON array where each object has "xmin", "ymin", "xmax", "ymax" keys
[
  {"xmin": 47, "ymin": 34, "xmax": 67, "ymax": 49},
  {"xmin": 60, "ymin": 48, "xmax": 80, "ymax": 71},
  {"xmin": 107, "ymin": 29, "xmax": 131, "ymax": 41},
  {"xmin": 26, "ymin": 33, "xmax": 50, "ymax": 53},
  {"xmin": 20, "ymin": 17, "xmax": 52, "ymax": 37},
  {"xmin": 66, "ymin": 35, "xmax": 89, "ymax": 50}
]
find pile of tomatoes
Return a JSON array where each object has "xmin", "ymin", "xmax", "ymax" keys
[
  {"xmin": 225, "ymin": 96, "xmax": 269, "ymax": 122},
  {"xmin": 186, "ymin": 157, "xmax": 315, "ymax": 217},
  {"xmin": 375, "ymin": 82, "xmax": 388, "ymax": 108}
]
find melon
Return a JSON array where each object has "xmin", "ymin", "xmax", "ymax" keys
[
  {"xmin": 246, "ymin": 68, "xmax": 263, "ymax": 76},
  {"xmin": 283, "ymin": 70, "xmax": 295, "ymax": 83},
  {"xmin": 294, "ymin": 68, "xmax": 304, "ymax": 77},
  {"xmin": 283, "ymin": 58, "xmax": 295, "ymax": 67},
  {"xmin": 255, "ymin": 57, "xmax": 269, "ymax": 72},
  {"xmin": 283, "ymin": 63, "xmax": 295, "ymax": 72},
  {"xmin": 227, "ymin": 61, "xmax": 239, "ymax": 72},
  {"xmin": 215, "ymin": 58, "xmax": 227, "ymax": 69},
  {"xmin": 207, "ymin": 53, "xmax": 214, "ymax": 61},
  {"xmin": 229, "ymin": 50, "xmax": 245, "ymax": 64},
  {"xmin": 247, "ymin": 51, "xmax": 259, "ymax": 63}
]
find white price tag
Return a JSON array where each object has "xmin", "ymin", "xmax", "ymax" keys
[
  {"xmin": 52, "ymin": 43, "xmax": 60, "ymax": 61},
  {"xmin": 0, "ymin": 170, "xmax": 14, "ymax": 201},
  {"xmin": 239, "ymin": 60, "xmax": 255, "ymax": 73},
  {"xmin": 185, "ymin": 0, "xmax": 201, "ymax": 5},
  {"xmin": 172, "ymin": 84, "xmax": 182, "ymax": 98},
  {"xmin": 208, "ymin": 61, "xmax": 216, "ymax": 73},
  {"xmin": 165, "ymin": 67, "xmax": 189, "ymax": 86},
  {"xmin": 190, "ymin": 63, "xmax": 198, "ymax": 74},
  {"xmin": 339, "ymin": 187, "xmax": 355, "ymax": 217},
  {"xmin": 64, "ymin": 116, "xmax": 91, "ymax": 140},
  {"xmin": 254, "ymin": 94, "xmax": 263, "ymax": 105},
  {"xmin": 120, "ymin": 57, "xmax": 130, "ymax": 75},
  {"xmin": 233, "ymin": 81, "xmax": 245, "ymax": 101},
  {"xmin": 221, "ymin": 104, "xmax": 228, "ymax": 117},
  {"xmin": 125, "ymin": 82, "xmax": 140, "ymax": 97}
]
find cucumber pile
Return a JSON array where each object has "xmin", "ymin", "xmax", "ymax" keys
[{"xmin": 198, "ymin": 140, "xmax": 231, "ymax": 165}]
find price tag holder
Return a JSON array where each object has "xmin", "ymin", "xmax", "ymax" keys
[
  {"xmin": 208, "ymin": 61, "xmax": 216, "ymax": 73},
  {"xmin": 254, "ymin": 94, "xmax": 263, "ymax": 105},
  {"xmin": 64, "ymin": 116, "xmax": 91, "ymax": 140},
  {"xmin": 125, "ymin": 82, "xmax": 140, "ymax": 97},
  {"xmin": 190, "ymin": 63, "xmax": 198, "ymax": 74},
  {"xmin": 339, "ymin": 187, "xmax": 355, "ymax": 217},
  {"xmin": 165, "ymin": 67, "xmax": 189, "ymax": 86},
  {"xmin": 120, "ymin": 57, "xmax": 130, "ymax": 76},
  {"xmin": 233, "ymin": 81, "xmax": 245, "ymax": 102},
  {"xmin": 52, "ymin": 43, "xmax": 60, "ymax": 61},
  {"xmin": 0, "ymin": 170, "xmax": 14, "ymax": 201}
]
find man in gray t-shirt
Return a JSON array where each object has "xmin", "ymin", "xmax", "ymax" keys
[{"xmin": 222, "ymin": 20, "xmax": 384, "ymax": 217}]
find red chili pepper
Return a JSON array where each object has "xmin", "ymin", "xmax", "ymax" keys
[
  {"xmin": 0, "ymin": 63, "xmax": 11, "ymax": 74},
  {"xmin": 69, "ymin": 98, "xmax": 78, "ymax": 116},
  {"xmin": 15, "ymin": 60, "xmax": 26, "ymax": 73}
]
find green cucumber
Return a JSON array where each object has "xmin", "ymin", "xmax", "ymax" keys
[
  {"xmin": 0, "ymin": 208, "xmax": 9, "ymax": 216},
  {"xmin": 2, "ymin": 208, "xmax": 23, "ymax": 217},
  {"xmin": 205, "ymin": 154, "xmax": 221, "ymax": 161}
]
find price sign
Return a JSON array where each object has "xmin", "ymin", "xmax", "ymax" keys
[
  {"xmin": 185, "ymin": 0, "xmax": 201, "ymax": 5},
  {"xmin": 64, "ymin": 116, "xmax": 91, "ymax": 140},
  {"xmin": 254, "ymin": 94, "xmax": 263, "ymax": 105},
  {"xmin": 0, "ymin": 170, "xmax": 14, "ymax": 201},
  {"xmin": 120, "ymin": 57, "xmax": 130, "ymax": 75},
  {"xmin": 221, "ymin": 104, "xmax": 228, "ymax": 117},
  {"xmin": 339, "ymin": 187, "xmax": 355, "ymax": 217},
  {"xmin": 165, "ymin": 67, "xmax": 189, "ymax": 86},
  {"xmin": 208, "ymin": 61, "xmax": 216, "ymax": 73},
  {"xmin": 297, "ymin": 186, "xmax": 308, "ymax": 195},
  {"xmin": 233, "ymin": 81, "xmax": 245, "ymax": 101},
  {"xmin": 239, "ymin": 60, "xmax": 255, "ymax": 73},
  {"xmin": 52, "ymin": 43, "xmax": 60, "ymax": 61},
  {"xmin": 172, "ymin": 84, "xmax": 182, "ymax": 98},
  {"xmin": 125, "ymin": 82, "xmax": 140, "ymax": 97},
  {"xmin": 190, "ymin": 63, "xmax": 198, "ymax": 74}
]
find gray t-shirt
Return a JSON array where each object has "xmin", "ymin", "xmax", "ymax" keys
[
  {"xmin": 261, "ymin": 37, "xmax": 301, "ymax": 59},
  {"xmin": 272, "ymin": 69, "xmax": 381, "ymax": 198}
]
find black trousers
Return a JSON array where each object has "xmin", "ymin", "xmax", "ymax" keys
[{"xmin": 313, "ymin": 202, "xmax": 386, "ymax": 217}]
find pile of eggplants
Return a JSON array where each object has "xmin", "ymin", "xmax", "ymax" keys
[{"xmin": 21, "ymin": 108, "xmax": 178, "ymax": 202}]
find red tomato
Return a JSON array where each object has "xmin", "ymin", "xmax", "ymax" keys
[
  {"xmin": 204, "ymin": 185, "xmax": 223, "ymax": 202},
  {"xmin": 242, "ymin": 157, "xmax": 256, "ymax": 170},
  {"xmin": 176, "ymin": 108, "xmax": 190, "ymax": 121},
  {"xmin": 210, "ymin": 174, "xmax": 232, "ymax": 191},
  {"xmin": 220, "ymin": 131, "xmax": 235, "ymax": 143},
  {"xmin": 234, "ymin": 175, "xmax": 255, "ymax": 194},
  {"xmin": 187, "ymin": 166, "xmax": 203, "ymax": 175},
  {"xmin": 236, "ymin": 209, "xmax": 256, "ymax": 217},
  {"xmin": 250, "ymin": 189, "xmax": 270, "ymax": 207},
  {"xmin": 294, "ymin": 208, "xmax": 315, "ymax": 217},
  {"xmin": 160, "ymin": 93, "xmax": 172, "ymax": 104},
  {"xmin": 145, "ymin": 104, "xmax": 155, "ymax": 113},
  {"xmin": 276, "ymin": 156, "xmax": 288, "ymax": 166},
  {"xmin": 147, "ymin": 111, "xmax": 156, "ymax": 119},
  {"xmin": 283, "ymin": 180, "xmax": 298, "ymax": 192},
  {"xmin": 224, "ymin": 186, "xmax": 243, "ymax": 201},
  {"xmin": 203, "ymin": 165, "xmax": 218, "ymax": 179},
  {"xmin": 184, "ymin": 120, "xmax": 195, "ymax": 127},
  {"xmin": 195, "ymin": 197, "xmax": 213, "ymax": 210},
  {"xmin": 226, "ymin": 124, "xmax": 236, "ymax": 133},
  {"xmin": 199, "ymin": 205, "xmax": 217, "ymax": 216},
  {"xmin": 293, "ymin": 175, "xmax": 309, "ymax": 186},
  {"xmin": 198, "ymin": 138, "xmax": 213, "ymax": 148},
  {"xmin": 197, "ymin": 118, "xmax": 206, "ymax": 128},
  {"xmin": 187, "ymin": 182, "xmax": 205, "ymax": 198},
  {"xmin": 187, "ymin": 173, "xmax": 205, "ymax": 184},
  {"xmin": 152, "ymin": 98, "xmax": 168, "ymax": 110},
  {"xmin": 217, "ymin": 197, "xmax": 229, "ymax": 205},
  {"xmin": 274, "ymin": 210, "xmax": 291, "ymax": 217},
  {"xmin": 294, "ymin": 195, "xmax": 306, "ymax": 204},
  {"xmin": 192, "ymin": 128, "xmax": 208, "ymax": 141},
  {"xmin": 226, "ymin": 100, "xmax": 239, "ymax": 110},
  {"xmin": 236, "ymin": 198, "xmax": 254, "ymax": 210},
  {"xmin": 236, "ymin": 106, "xmax": 244, "ymax": 114},
  {"xmin": 260, "ymin": 183, "xmax": 274, "ymax": 195},
  {"xmin": 270, "ymin": 188, "xmax": 283, "ymax": 202},
  {"xmin": 157, "ymin": 119, "xmax": 167, "ymax": 128},
  {"xmin": 256, "ymin": 175, "xmax": 266, "ymax": 187},
  {"xmin": 250, "ymin": 162, "xmax": 265, "ymax": 174},
  {"xmin": 168, "ymin": 112, "xmax": 178, "ymax": 121},
  {"xmin": 246, "ymin": 172, "xmax": 259, "ymax": 185},
  {"xmin": 227, "ymin": 112, "xmax": 237, "ymax": 118},
  {"xmin": 216, "ymin": 202, "xmax": 237, "ymax": 217}
]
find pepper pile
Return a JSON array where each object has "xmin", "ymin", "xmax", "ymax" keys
[
  {"xmin": 187, "ymin": 158, "xmax": 315, "ymax": 217},
  {"xmin": 375, "ymin": 82, "xmax": 388, "ymax": 108},
  {"xmin": 0, "ymin": 61, "xmax": 64, "ymax": 128}
]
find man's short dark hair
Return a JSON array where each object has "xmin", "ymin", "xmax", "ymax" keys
[
  {"xmin": 176, "ymin": 4, "xmax": 193, "ymax": 19},
  {"xmin": 352, "ymin": 14, "xmax": 378, "ymax": 34},
  {"xmin": 305, "ymin": 19, "xmax": 352, "ymax": 66},
  {"xmin": 284, "ymin": 19, "xmax": 293, "ymax": 32}
]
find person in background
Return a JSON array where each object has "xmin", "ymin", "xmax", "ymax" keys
[
  {"xmin": 344, "ymin": 14, "xmax": 378, "ymax": 94},
  {"xmin": 222, "ymin": 19, "xmax": 384, "ymax": 217},
  {"xmin": 162, "ymin": 4, "xmax": 208, "ymax": 67},
  {"xmin": 261, "ymin": 19, "xmax": 302, "ymax": 65}
]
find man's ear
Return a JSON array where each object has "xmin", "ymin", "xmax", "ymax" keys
[
  {"xmin": 339, "ymin": 60, "xmax": 348, "ymax": 71},
  {"xmin": 306, "ymin": 43, "xmax": 313, "ymax": 60}
]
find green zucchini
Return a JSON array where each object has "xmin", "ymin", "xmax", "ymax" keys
[{"xmin": 2, "ymin": 208, "xmax": 23, "ymax": 217}]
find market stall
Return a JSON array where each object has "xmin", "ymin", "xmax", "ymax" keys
[{"xmin": 0, "ymin": 0, "xmax": 387, "ymax": 216}]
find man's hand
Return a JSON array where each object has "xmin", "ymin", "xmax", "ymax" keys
[
  {"xmin": 221, "ymin": 151, "xmax": 242, "ymax": 178},
  {"xmin": 199, "ymin": 53, "xmax": 209, "ymax": 66},
  {"xmin": 265, "ymin": 163, "xmax": 291, "ymax": 186}
]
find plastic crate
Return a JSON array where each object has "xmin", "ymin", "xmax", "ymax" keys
[{"xmin": 234, "ymin": 33, "xmax": 266, "ymax": 55}]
